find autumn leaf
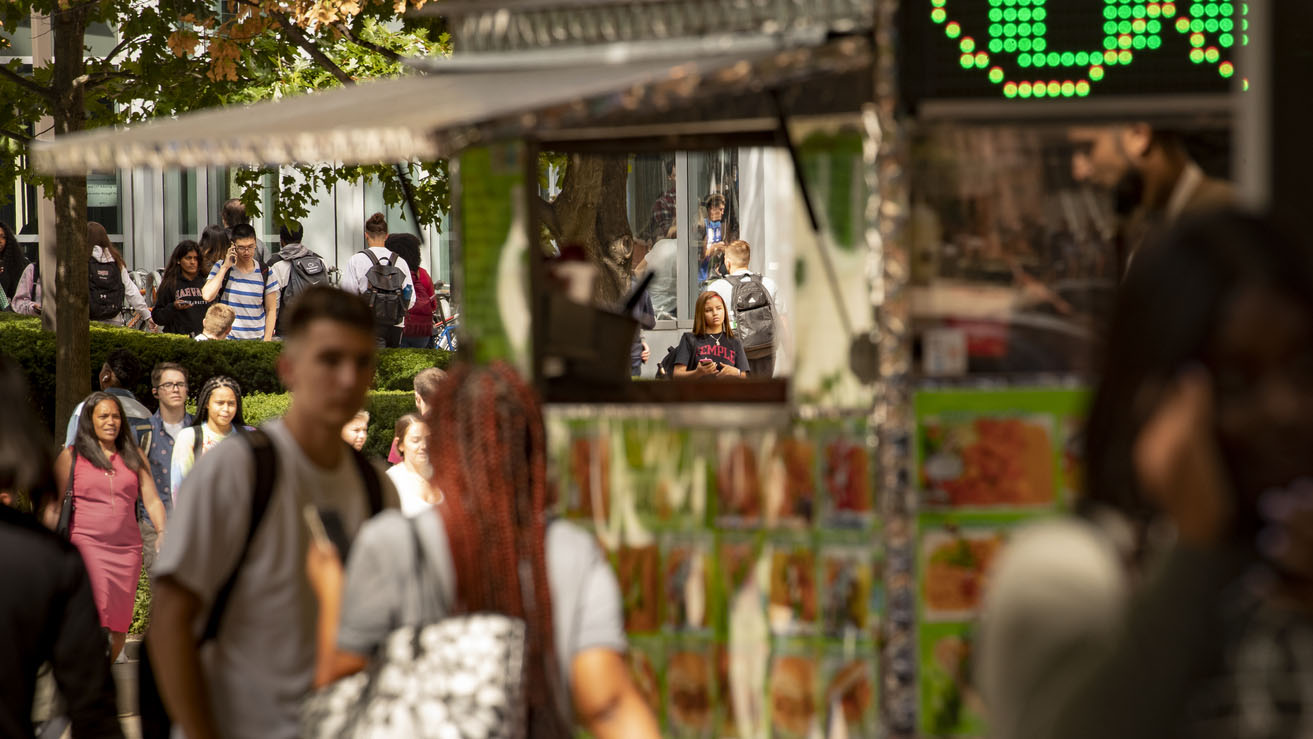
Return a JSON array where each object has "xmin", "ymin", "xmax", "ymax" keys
[{"xmin": 166, "ymin": 30, "xmax": 202, "ymax": 58}]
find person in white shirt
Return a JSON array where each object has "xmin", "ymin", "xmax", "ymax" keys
[
  {"xmin": 88, "ymin": 221, "xmax": 154, "ymax": 329},
  {"xmin": 384, "ymin": 413, "xmax": 437, "ymax": 516},
  {"xmin": 337, "ymin": 212, "xmax": 415, "ymax": 347},
  {"xmin": 194, "ymin": 303, "xmax": 235, "ymax": 341},
  {"xmin": 708, "ymin": 239, "xmax": 786, "ymax": 378}
]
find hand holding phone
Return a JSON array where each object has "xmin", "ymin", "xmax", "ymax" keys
[{"xmin": 303, "ymin": 505, "xmax": 343, "ymax": 601}]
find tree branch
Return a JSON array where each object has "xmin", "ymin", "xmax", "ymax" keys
[
  {"xmin": 535, "ymin": 195, "xmax": 560, "ymax": 242},
  {"xmin": 0, "ymin": 128, "xmax": 32, "ymax": 144},
  {"xmin": 99, "ymin": 33, "xmax": 140, "ymax": 64},
  {"xmin": 333, "ymin": 22, "xmax": 406, "ymax": 64},
  {"xmin": 84, "ymin": 70, "xmax": 142, "ymax": 90},
  {"xmin": 0, "ymin": 64, "xmax": 55, "ymax": 101},
  {"xmin": 269, "ymin": 12, "xmax": 355, "ymax": 87}
]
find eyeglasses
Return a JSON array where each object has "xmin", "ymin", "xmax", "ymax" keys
[
  {"xmin": 234, "ymin": 245, "xmax": 257, "ymax": 253},
  {"xmin": 156, "ymin": 382, "xmax": 187, "ymax": 391}
]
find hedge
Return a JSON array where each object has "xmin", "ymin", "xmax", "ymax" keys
[
  {"xmin": 241, "ymin": 390, "xmax": 415, "ymax": 460},
  {"xmin": 0, "ymin": 314, "xmax": 450, "ymax": 432}
]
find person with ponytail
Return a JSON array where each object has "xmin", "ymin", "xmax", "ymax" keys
[
  {"xmin": 308, "ymin": 363, "xmax": 660, "ymax": 738},
  {"xmin": 169, "ymin": 376, "xmax": 245, "ymax": 498}
]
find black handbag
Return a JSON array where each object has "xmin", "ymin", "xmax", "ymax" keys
[{"xmin": 54, "ymin": 448, "xmax": 77, "ymax": 539}]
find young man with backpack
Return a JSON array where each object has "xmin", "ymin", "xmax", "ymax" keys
[
  {"xmin": 147, "ymin": 286, "xmax": 398, "ymax": 739},
  {"xmin": 201, "ymin": 223, "xmax": 280, "ymax": 341},
  {"xmin": 339, "ymin": 213, "xmax": 415, "ymax": 348},
  {"xmin": 709, "ymin": 239, "xmax": 786, "ymax": 378},
  {"xmin": 268, "ymin": 224, "xmax": 329, "ymax": 338}
]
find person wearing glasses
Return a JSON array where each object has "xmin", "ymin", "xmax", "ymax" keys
[
  {"xmin": 143, "ymin": 363, "xmax": 193, "ymax": 571},
  {"xmin": 201, "ymin": 223, "xmax": 280, "ymax": 341}
]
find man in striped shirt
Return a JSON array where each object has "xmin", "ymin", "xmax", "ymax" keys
[{"xmin": 201, "ymin": 223, "xmax": 280, "ymax": 341}]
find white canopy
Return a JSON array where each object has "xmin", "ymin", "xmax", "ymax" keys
[{"xmin": 32, "ymin": 35, "xmax": 870, "ymax": 174}]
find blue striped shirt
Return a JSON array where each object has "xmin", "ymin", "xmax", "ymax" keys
[{"xmin": 208, "ymin": 262, "xmax": 281, "ymax": 340}]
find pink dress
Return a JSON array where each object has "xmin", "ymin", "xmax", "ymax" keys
[{"xmin": 69, "ymin": 451, "xmax": 142, "ymax": 632}]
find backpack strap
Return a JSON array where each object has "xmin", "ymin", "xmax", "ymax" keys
[
  {"xmin": 200, "ymin": 428, "xmax": 278, "ymax": 643},
  {"xmin": 192, "ymin": 424, "xmax": 205, "ymax": 463},
  {"xmin": 363, "ymin": 249, "xmax": 382, "ymax": 267},
  {"xmin": 348, "ymin": 446, "xmax": 384, "ymax": 515}
]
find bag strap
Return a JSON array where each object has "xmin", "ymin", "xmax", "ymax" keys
[
  {"xmin": 192, "ymin": 424, "xmax": 205, "ymax": 463},
  {"xmin": 200, "ymin": 428, "xmax": 278, "ymax": 643},
  {"xmin": 348, "ymin": 448, "xmax": 384, "ymax": 516},
  {"xmin": 66, "ymin": 446, "xmax": 78, "ymax": 495},
  {"xmin": 363, "ymin": 249, "xmax": 381, "ymax": 267},
  {"xmin": 409, "ymin": 515, "xmax": 449, "ymax": 615}
]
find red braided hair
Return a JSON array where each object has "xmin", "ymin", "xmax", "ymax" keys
[{"xmin": 426, "ymin": 362, "xmax": 570, "ymax": 739}]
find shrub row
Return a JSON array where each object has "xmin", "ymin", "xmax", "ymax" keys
[
  {"xmin": 0, "ymin": 314, "xmax": 450, "ymax": 431},
  {"xmin": 241, "ymin": 391, "xmax": 415, "ymax": 460}
]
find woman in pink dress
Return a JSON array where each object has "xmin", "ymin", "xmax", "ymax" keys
[{"xmin": 49, "ymin": 391, "xmax": 167, "ymax": 662}]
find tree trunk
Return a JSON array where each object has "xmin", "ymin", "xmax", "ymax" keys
[
  {"xmin": 51, "ymin": 3, "xmax": 90, "ymax": 430},
  {"xmin": 542, "ymin": 154, "xmax": 634, "ymax": 307}
]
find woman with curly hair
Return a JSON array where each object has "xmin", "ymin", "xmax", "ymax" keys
[{"xmin": 308, "ymin": 363, "xmax": 660, "ymax": 738}]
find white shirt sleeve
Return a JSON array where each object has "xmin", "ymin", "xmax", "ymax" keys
[
  {"xmin": 119, "ymin": 266, "xmax": 152, "ymax": 321},
  {"xmin": 341, "ymin": 253, "xmax": 368, "ymax": 295}
]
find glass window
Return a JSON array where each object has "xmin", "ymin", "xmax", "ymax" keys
[
  {"xmin": 86, "ymin": 172, "xmax": 123, "ymax": 237},
  {"xmin": 2, "ymin": 19, "xmax": 33, "ymax": 58},
  {"xmin": 164, "ymin": 169, "xmax": 199, "ymax": 247},
  {"xmin": 683, "ymin": 149, "xmax": 739, "ymax": 306}
]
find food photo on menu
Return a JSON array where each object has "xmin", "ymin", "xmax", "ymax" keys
[
  {"xmin": 666, "ymin": 645, "xmax": 715, "ymax": 736},
  {"xmin": 920, "ymin": 413, "xmax": 1056, "ymax": 508}
]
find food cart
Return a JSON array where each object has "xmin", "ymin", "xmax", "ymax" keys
[{"xmin": 34, "ymin": 0, "xmax": 1258, "ymax": 736}]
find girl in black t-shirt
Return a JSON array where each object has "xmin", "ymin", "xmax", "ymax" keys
[{"xmin": 673, "ymin": 291, "xmax": 751, "ymax": 378}]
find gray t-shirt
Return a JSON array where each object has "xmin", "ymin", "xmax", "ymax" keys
[
  {"xmin": 153, "ymin": 419, "xmax": 398, "ymax": 739},
  {"xmin": 338, "ymin": 511, "xmax": 627, "ymax": 723}
]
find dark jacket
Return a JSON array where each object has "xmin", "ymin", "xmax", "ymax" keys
[
  {"xmin": 0, "ymin": 506, "xmax": 123, "ymax": 738},
  {"xmin": 151, "ymin": 274, "xmax": 210, "ymax": 336}
]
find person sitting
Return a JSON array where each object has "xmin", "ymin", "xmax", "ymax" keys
[
  {"xmin": 307, "ymin": 363, "xmax": 660, "ymax": 738},
  {"xmin": 671, "ymin": 292, "xmax": 750, "ymax": 379},
  {"xmin": 194, "ymin": 303, "xmax": 236, "ymax": 342}
]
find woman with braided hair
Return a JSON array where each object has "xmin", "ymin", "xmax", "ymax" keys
[
  {"xmin": 170, "ymin": 375, "xmax": 245, "ymax": 499},
  {"xmin": 308, "ymin": 362, "xmax": 660, "ymax": 738}
]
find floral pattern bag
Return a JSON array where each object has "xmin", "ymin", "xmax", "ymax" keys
[{"xmin": 301, "ymin": 519, "xmax": 527, "ymax": 739}]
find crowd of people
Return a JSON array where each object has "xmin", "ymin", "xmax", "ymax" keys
[
  {"xmin": 0, "ymin": 284, "xmax": 660, "ymax": 738},
  {"xmin": 0, "ymin": 202, "xmax": 446, "ymax": 350}
]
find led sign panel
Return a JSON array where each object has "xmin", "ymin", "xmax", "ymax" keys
[{"xmin": 901, "ymin": 0, "xmax": 1245, "ymax": 108}]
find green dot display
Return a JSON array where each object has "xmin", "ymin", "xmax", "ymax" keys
[{"xmin": 911, "ymin": 0, "xmax": 1247, "ymax": 101}]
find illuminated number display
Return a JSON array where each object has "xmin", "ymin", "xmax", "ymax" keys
[{"xmin": 902, "ymin": 0, "xmax": 1246, "ymax": 105}]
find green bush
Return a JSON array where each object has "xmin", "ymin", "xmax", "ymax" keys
[
  {"xmin": 242, "ymin": 390, "xmax": 415, "ymax": 460},
  {"xmin": 0, "ymin": 314, "xmax": 450, "ymax": 432}
]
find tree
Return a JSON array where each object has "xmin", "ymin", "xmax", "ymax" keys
[
  {"xmin": 0, "ymin": 0, "xmax": 448, "ymax": 429},
  {"xmin": 536, "ymin": 154, "xmax": 636, "ymax": 306}
]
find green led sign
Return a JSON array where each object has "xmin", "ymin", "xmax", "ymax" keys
[{"xmin": 903, "ymin": 0, "xmax": 1245, "ymax": 105}]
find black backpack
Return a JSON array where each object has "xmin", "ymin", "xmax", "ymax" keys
[
  {"xmin": 88, "ymin": 257, "xmax": 125, "ymax": 320},
  {"xmin": 656, "ymin": 344, "xmax": 680, "ymax": 379},
  {"xmin": 361, "ymin": 250, "xmax": 407, "ymax": 325},
  {"xmin": 274, "ymin": 251, "xmax": 328, "ymax": 335},
  {"xmin": 729, "ymin": 273, "xmax": 776, "ymax": 359},
  {"xmin": 138, "ymin": 430, "xmax": 385, "ymax": 739}
]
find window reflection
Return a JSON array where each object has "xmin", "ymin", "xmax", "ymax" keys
[{"xmin": 538, "ymin": 147, "xmax": 797, "ymax": 382}]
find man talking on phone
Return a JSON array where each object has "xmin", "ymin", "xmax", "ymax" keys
[
  {"xmin": 149, "ymin": 287, "xmax": 398, "ymax": 739},
  {"xmin": 201, "ymin": 223, "xmax": 280, "ymax": 341}
]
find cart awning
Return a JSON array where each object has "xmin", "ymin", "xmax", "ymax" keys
[{"xmin": 32, "ymin": 35, "xmax": 870, "ymax": 174}]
